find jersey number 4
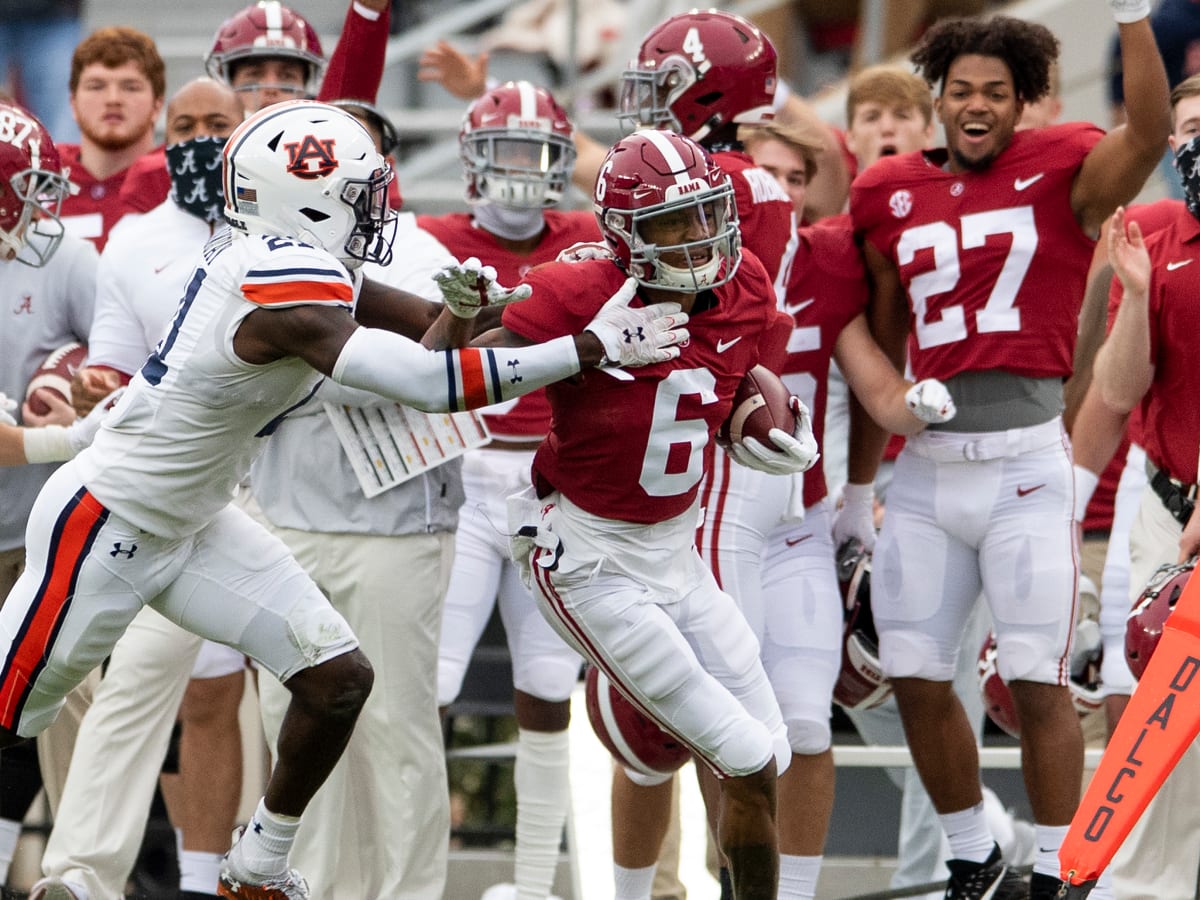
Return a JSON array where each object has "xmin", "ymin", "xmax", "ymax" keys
[{"xmin": 897, "ymin": 205, "xmax": 1037, "ymax": 350}]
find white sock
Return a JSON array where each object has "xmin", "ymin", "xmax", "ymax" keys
[
  {"xmin": 779, "ymin": 853, "xmax": 822, "ymax": 900},
  {"xmin": 229, "ymin": 799, "xmax": 301, "ymax": 879},
  {"xmin": 1033, "ymin": 823, "xmax": 1069, "ymax": 878},
  {"xmin": 514, "ymin": 728, "xmax": 571, "ymax": 900},
  {"xmin": 180, "ymin": 849, "xmax": 225, "ymax": 894},
  {"xmin": 0, "ymin": 817, "xmax": 21, "ymax": 884},
  {"xmin": 939, "ymin": 802, "xmax": 994, "ymax": 863},
  {"xmin": 613, "ymin": 863, "xmax": 655, "ymax": 900}
]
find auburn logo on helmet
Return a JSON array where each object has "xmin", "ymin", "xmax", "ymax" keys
[{"xmin": 284, "ymin": 135, "xmax": 337, "ymax": 180}]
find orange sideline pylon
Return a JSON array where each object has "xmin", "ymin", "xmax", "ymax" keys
[{"xmin": 1059, "ymin": 567, "xmax": 1200, "ymax": 887}]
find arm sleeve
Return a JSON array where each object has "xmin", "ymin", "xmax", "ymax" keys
[
  {"xmin": 318, "ymin": 1, "xmax": 389, "ymax": 102},
  {"xmin": 330, "ymin": 326, "xmax": 581, "ymax": 412}
]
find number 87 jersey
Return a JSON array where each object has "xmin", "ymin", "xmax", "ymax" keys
[{"xmin": 850, "ymin": 121, "xmax": 1103, "ymax": 383}]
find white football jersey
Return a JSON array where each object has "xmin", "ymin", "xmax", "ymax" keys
[{"xmin": 76, "ymin": 229, "xmax": 357, "ymax": 538}]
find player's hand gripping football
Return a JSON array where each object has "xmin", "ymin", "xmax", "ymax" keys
[
  {"xmin": 904, "ymin": 378, "xmax": 956, "ymax": 424},
  {"xmin": 728, "ymin": 396, "xmax": 820, "ymax": 475},
  {"xmin": 433, "ymin": 257, "xmax": 533, "ymax": 319},
  {"xmin": 583, "ymin": 277, "xmax": 690, "ymax": 367}
]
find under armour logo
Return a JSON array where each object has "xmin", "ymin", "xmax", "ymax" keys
[
  {"xmin": 622, "ymin": 326, "xmax": 645, "ymax": 344},
  {"xmin": 506, "ymin": 359, "xmax": 523, "ymax": 384},
  {"xmin": 13, "ymin": 295, "xmax": 32, "ymax": 315},
  {"xmin": 109, "ymin": 542, "xmax": 138, "ymax": 559}
]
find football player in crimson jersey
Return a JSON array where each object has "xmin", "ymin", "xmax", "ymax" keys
[
  {"xmin": 418, "ymin": 80, "xmax": 604, "ymax": 900},
  {"xmin": 57, "ymin": 27, "xmax": 165, "ymax": 251},
  {"xmin": 845, "ymin": 9, "xmax": 1169, "ymax": 900},
  {"xmin": 1077, "ymin": 74, "xmax": 1200, "ymax": 900},
  {"xmin": 482, "ymin": 129, "xmax": 818, "ymax": 900}
]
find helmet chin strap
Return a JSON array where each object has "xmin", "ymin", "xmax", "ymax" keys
[{"xmin": 472, "ymin": 202, "xmax": 545, "ymax": 241}]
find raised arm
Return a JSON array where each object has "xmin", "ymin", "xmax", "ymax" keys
[
  {"xmin": 1072, "ymin": 7, "xmax": 1170, "ymax": 235},
  {"xmin": 1092, "ymin": 207, "xmax": 1154, "ymax": 414}
]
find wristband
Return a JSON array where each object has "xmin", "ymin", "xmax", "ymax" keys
[
  {"xmin": 23, "ymin": 425, "xmax": 75, "ymax": 464},
  {"xmin": 1109, "ymin": 0, "xmax": 1150, "ymax": 23},
  {"xmin": 1073, "ymin": 465, "xmax": 1101, "ymax": 522}
]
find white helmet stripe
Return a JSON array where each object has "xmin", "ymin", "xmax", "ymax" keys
[
  {"xmin": 639, "ymin": 128, "xmax": 691, "ymax": 186},
  {"xmin": 516, "ymin": 80, "xmax": 538, "ymax": 120},
  {"xmin": 263, "ymin": 0, "xmax": 284, "ymax": 41}
]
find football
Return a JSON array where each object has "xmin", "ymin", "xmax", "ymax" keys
[
  {"xmin": 715, "ymin": 364, "xmax": 795, "ymax": 449},
  {"xmin": 25, "ymin": 342, "xmax": 87, "ymax": 416},
  {"xmin": 584, "ymin": 665, "xmax": 691, "ymax": 778}
]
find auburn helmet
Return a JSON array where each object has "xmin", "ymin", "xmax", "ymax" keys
[
  {"xmin": 594, "ymin": 129, "xmax": 739, "ymax": 292},
  {"xmin": 1127, "ymin": 558, "xmax": 1196, "ymax": 680},
  {"xmin": 584, "ymin": 665, "xmax": 690, "ymax": 780},
  {"xmin": 223, "ymin": 100, "xmax": 396, "ymax": 268},
  {"xmin": 618, "ymin": 10, "xmax": 778, "ymax": 142},
  {"xmin": 205, "ymin": 0, "xmax": 325, "ymax": 98},
  {"xmin": 833, "ymin": 539, "xmax": 892, "ymax": 710},
  {"xmin": 459, "ymin": 80, "xmax": 576, "ymax": 209},
  {"xmin": 0, "ymin": 100, "xmax": 72, "ymax": 268}
]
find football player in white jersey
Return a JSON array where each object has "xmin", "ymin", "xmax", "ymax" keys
[{"xmin": 0, "ymin": 101, "xmax": 688, "ymax": 900}]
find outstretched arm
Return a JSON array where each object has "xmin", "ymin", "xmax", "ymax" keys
[{"xmin": 1072, "ymin": 6, "xmax": 1170, "ymax": 235}]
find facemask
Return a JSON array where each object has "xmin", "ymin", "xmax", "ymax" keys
[
  {"xmin": 1174, "ymin": 135, "xmax": 1200, "ymax": 221},
  {"xmin": 472, "ymin": 202, "xmax": 545, "ymax": 242},
  {"xmin": 166, "ymin": 135, "xmax": 228, "ymax": 224}
]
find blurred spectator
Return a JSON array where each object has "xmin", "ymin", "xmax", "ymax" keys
[
  {"xmin": 750, "ymin": 0, "xmax": 993, "ymax": 94},
  {"xmin": 0, "ymin": 0, "xmax": 83, "ymax": 142},
  {"xmin": 1108, "ymin": 0, "xmax": 1200, "ymax": 199}
]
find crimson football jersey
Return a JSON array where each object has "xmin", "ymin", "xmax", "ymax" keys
[
  {"xmin": 716, "ymin": 148, "xmax": 796, "ymax": 292},
  {"xmin": 419, "ymin": 209, "xmax": 601, "ymax": 440},
  {"xmin": 1106, "ymin": 203, "xmax": 1200, "ymax": 485},
  {"xmin": 782, "ymin": 223, "xmax": 869, "ymax": 508},
  {"xmin": 502, "ymin": 253, "xmax": 778, "ymax": 523},
  {"xmin": 852, "ymin": 122, "xmax": 1104, "ymax": 382},
  {"xmin": 57, "ymin": 145, "xmax": 164, "ymax": 251}
]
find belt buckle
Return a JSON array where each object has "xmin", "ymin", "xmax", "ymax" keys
[{"xmin": 962, "ymin": 440, "xmax": 981, "ymax": 462}]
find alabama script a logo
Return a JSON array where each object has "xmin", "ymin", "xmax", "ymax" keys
[{"xmin": 284, "ymin": 136, "xmax": 338, "ymax": 180}]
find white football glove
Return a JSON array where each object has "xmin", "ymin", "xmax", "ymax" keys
[
  {"xmin": 555, "ymin": 241, "xmax": 615, "ymax": 264},
  {"xmin": 433, "ymin": 256, "xmax": 533, "ymax": 319},
  {"xmin": 904, "ymin": 378, "xmax": 956, "ymax": 424},
  {"xmin": 583, "ymin": 277, "xmax": 690, "ymax": 367},
  {"xmin": 832, "ymin": 482, "xmax": 877, "ymax": 553},
  {"xmin": 728, "ymin": 396, "xmax": 819, "ymax": 475},
  {"xmin": 0, "ymin": 392, "xmax": 15, "ymax": 427}
]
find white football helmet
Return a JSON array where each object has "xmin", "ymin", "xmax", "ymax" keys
[{"xmin": 222, "ymin": 100, "xmax": 396, "ymax": 268}]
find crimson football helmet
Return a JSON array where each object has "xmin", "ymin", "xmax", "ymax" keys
[
  {"xmin": 223, "ymin": 100, "xmax": 396, "ymax": 268},
  {"xmin": 584, "ymin": 665, "xmax": 690, "ymax": 780},
  {"xmin": 618, "ymin": 10, "xmax": 778, "ymax": 142},
  {"xmin": 459, "ymin": 81, "xmax": 576, "ymax": 209},
  {"xmin": 0, "ymin": 101, "xmax": 72, "ymax": 268},
  {"xmin": 205, "ymin": 0, "xmax": 325, "ymax": 99},
  {"xmin": 594, "ymin": 129, "xmax": 739, "ymax": 292},
  {"xmin": 1126, "ymin": 558, "xmax": 1196, "ymax": 680},
  {"xmin": 833, "ymin": 539, "xmax": 892, "ymax": 710}
]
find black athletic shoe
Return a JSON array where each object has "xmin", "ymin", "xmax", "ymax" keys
[{"xmin": 943, "ymin": 843, "xmax": 1028, "ymax": 900}]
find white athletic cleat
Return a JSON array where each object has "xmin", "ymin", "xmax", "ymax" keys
[{"xmin": 218, "ymin": 825, "xmax": 309, "ymax": 900}]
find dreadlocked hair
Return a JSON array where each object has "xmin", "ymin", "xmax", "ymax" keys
[{"xmin": 910, "ymin": 16, "xmax": 1059, "ymax": 105}]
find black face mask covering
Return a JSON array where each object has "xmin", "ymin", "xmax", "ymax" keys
[
  {"xmin": 166, "ymin": 135, "xmax": 227, "ymax": 224},
  {"xmin": 1174, "ymin": 135, "xmax": 1200, "ymax": 221}
]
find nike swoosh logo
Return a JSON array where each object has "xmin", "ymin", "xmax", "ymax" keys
[
  {"xmin": 1167, "ymin": 259, "xmax": 1193, "ymax": 271},
  {"xmin": 716, "ymin": 337, "xmax": 742, "ymax": 353},
  {"xmin": 785, "ymin": 297, "xmax": 815, "ymax": 315},
  {"xmin": 1017, "ymin": 483, "xmax": 1046, "ymax": 497},
  {"xmin": 1014, "ymin": 173, "xmax": 1045, "ymax": 191},
  {"xmin": 153, "ymin": 263, "xmax": 171, "ymax": 274},
  {"xmin": 785, "ymin": 535, "xmax": 812, "ymax": 547}
]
